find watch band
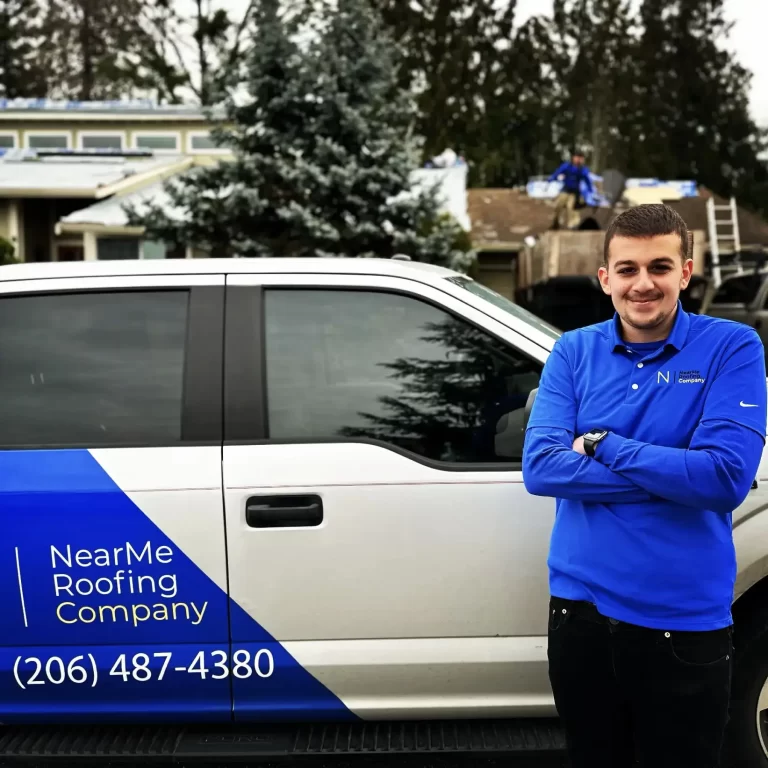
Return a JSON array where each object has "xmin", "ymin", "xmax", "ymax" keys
[{"xmin": 583, "ymin": 429, "xmax": 608, "ymax": 457}]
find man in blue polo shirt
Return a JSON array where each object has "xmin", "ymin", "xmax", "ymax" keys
[{"xmin": 523, "ymin": 204, "xmax": 766, "ymax": 768}]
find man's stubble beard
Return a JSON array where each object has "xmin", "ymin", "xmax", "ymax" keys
[{"xmin": 621, "ymin": 306, "xmax": 671, "ymax": 332}]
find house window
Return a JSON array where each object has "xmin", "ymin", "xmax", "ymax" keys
[
  {"xmin": 191, "ymin": 132, "xmax": 216, "ymax": 150},
  {"xmin": 0, "ymin": 134, "xmax": 17, "ymax": 149},
  {"xmin": 142, "ymin": 240, "xmax": 167, "ymax": 259},
  {"xmin": 27, "ymin": 133, "xmax": 71, "ymax": 149},
  {"xmin": 188, "ymin": 131, "xmax": 227, "ymax": 153},
  {"xmin": 134, "ymin": 133, "xmax": 179, "ymax": 152},
  {"xmin": 98, "ymin": 237, "xmax": 140, "ymax": 260},
  {"xmin": 81, "ymin": 134, "xmax": 124, "ymax": 150},
  {"xmin": 56, "ymin": 244, "xmax": 85, "ymax": 262}
]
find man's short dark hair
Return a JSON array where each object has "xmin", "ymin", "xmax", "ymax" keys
[{"xmin": 603, "ymin": 204, "xmax": 691, "ymax": 265}]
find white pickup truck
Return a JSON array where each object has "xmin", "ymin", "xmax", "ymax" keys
[{"xmin": 0, "ymin": 257, "xmax": 766, "ymax": 767}]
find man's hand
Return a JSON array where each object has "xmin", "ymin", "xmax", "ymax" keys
[{"xmin": 573, "ymin": 435, "xmax": 586, "ymax": 455}]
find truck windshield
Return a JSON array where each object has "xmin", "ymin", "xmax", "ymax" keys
[
  {"xmin": 447, "ymin": 276, "xmax": 561, "ymax": 340},
  {"xmin": 711, "ymin": 273, "xmax": 764, "ymax": 305}
]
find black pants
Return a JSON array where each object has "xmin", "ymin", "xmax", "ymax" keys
[{"xmin": 548, "ymin": 596, "xmax": 733, "ymax": 768}]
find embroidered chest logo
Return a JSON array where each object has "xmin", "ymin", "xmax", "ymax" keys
[{"xmin": 657, "ymin": 369, "xmax": 706, "ymax": 384}]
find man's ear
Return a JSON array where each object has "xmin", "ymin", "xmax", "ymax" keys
[
  {"xmin": 680, "ymin": 258, "xmax": 694, "ymax": 291},
  {"xmin": 598, "ymin": 265, "xmax": 611, "ymax": 295}
]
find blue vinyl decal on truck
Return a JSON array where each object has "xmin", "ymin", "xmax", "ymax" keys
[{"xmin": 0, "ymin": 450, "xmax": 355, "ymax": 723}]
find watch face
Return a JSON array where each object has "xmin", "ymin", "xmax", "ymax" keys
[{"xmin": 585, "ymin": 430, "xmax": 607, "ymax": 441}]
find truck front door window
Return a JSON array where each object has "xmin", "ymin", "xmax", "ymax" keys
[{"xmin": 263, "ymin": 288, "xmax": 541, "ymax": 464}]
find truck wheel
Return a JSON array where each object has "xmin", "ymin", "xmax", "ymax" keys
[{"xmin": 728, "ymin": 612, "xmax": 768, "ymax": 767}]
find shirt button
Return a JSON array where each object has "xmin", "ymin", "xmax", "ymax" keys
[
  {"xmin": 637, "ymin": 363, "xmax": 644, "ymax": 368},
  {"xmin": 632, "ymin": 383, "xmax": 639, "ymax": 390}
]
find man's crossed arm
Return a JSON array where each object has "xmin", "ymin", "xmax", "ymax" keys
[{"xmin": 522, "ymin": 330, "xmax": 767, "ymax": 512}]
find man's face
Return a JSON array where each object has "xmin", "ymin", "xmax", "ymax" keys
[
  {"xmin": 572, "ymin": 154, "xmax": 584, "ymax": 166},
  {"xmin": 598, "ymin": 234, "xmax": 693, "ymax": 341}
]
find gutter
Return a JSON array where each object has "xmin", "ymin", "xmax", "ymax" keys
[
  {"xmin": 472, "ymin": 241, "xmax": 524, "ymax": 252},
  {"xmin": 0, "ymin": 157, "xmax": 195, "ymax": 201},
  {"xmin": 94, "ymin": 156, "xmax": 195, "ymax": 198},
  {"xmin": 0, "ymin": 188, "xmax": 99, "ymax": 198},
  {"xmin": 55, "ymin": 222, "xmax": 146, "ymax": 236}
]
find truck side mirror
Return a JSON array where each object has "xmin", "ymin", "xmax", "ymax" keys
[{"xmin": 524, "ymin": 388, "xmax": 538, "ymax": 432}]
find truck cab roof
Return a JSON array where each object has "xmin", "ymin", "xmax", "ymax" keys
[{"xmin": 0, "ymin": 257, "xmax": 460, "ymax": 284}]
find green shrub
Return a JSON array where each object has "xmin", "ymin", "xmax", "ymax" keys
[{"xmin": 0, "ymin": 236, "xmax": 17, "ymax": 265}]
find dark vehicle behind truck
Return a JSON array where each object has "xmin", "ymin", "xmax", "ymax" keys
[
  {"xmin": 704, "ymin": 271, "xmax": 768, "ymax": 362},
  {"xmin": 517, "ymin": 274, "xmax": 710, "ymax": 333}
]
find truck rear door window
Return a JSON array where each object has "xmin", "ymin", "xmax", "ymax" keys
[{"xmin": 0, "ymin": 290, "xmax": 188, "ymax": 448}]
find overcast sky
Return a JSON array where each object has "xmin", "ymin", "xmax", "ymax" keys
[{"xmin": 217, "ymin": 0, "xmax": 768, "ymax": 126}]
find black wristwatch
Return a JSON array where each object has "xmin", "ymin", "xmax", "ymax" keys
[{"xmin": 583, "ymin": 429, "xmax": 609, "ymax": 457}]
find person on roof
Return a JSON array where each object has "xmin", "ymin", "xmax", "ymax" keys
[{"xmin": 549, "ymin": 151, "xmax": 593, "ymax": 229}]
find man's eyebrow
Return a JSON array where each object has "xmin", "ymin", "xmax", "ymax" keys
[{"xmin": 614, "ymin": 257, "xmax": 676, "ymax": 267}]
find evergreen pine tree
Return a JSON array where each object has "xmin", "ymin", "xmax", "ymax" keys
[
  {"xmin": 539, "ymin": 0, "xmax": 636, "ymax": 172},
  {"xmin": 375, "ymin": 0, "xmax": 556, "ymax": 187},
  {"xmin": 39, "ymin": 0, "xmax": 169, "ymax": 100},
  {"xmin": 128, "ymin": 0, "xmax": 473, "ymax": 270},
  {"xmin": 488, "ymin": 13, "xmax": 562, "ymax": 184},
  {"xmin": 0, "ymin": 0, "xmax": 46, "ymax": 98},
  {"xmin": 628, "ymin": 0, "xmax": 767, "ymax": 207}
]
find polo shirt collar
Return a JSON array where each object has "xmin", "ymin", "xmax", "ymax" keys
[{"xmin": 610, "ymin": 300, "xmax": 689, "ymax": 352}]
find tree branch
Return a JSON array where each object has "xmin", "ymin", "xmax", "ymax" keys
[{"xmin": 226, "ymin": 0, "xmax": 256, "ymax": 69}]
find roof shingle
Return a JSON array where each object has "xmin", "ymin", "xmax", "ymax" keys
[
  {"xmin": 469, "ymin": 186, "xmax": 768, "ymax": 250},
  {"xmin": 468, "ymin": 188, "xmax": 555, "ymax": 246},
  {"xmin": 664, "ymin": 190, "xmax": 768, "ymax": 248}
]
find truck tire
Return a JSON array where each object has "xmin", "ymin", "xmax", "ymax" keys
[{"xmin": 728, "ymin": 609, "xmax": 768, "ymax": 767}]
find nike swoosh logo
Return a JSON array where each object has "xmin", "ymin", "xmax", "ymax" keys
[{"xmin": 740, "ymin": 401, "xmax": 759, "ymax": 407}]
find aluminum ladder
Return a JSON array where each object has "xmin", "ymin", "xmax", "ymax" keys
[{"xmin": 707, "ymin": 196, "xmax": 742, "ymax": 288}]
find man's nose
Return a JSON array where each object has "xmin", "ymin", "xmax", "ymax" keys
[{"xmin": 633, "ymin": 271, "xmax": 655, "ymax": 292}]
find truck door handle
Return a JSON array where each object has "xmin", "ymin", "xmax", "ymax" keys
[{"xmin": 246, "ymin": 495, "xmax": 323, "ymax": 528}]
